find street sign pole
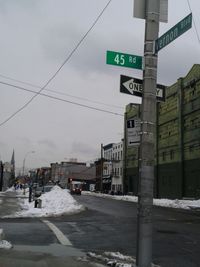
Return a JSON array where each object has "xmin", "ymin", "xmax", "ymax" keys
[{"xmin": 136, "ymin": 0, "xmax": 160, "ymax": 266}]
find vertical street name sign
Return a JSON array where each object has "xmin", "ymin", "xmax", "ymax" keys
[
  {"xmin": 155, "ymin": 13, "xmax": 192, "ymax": 53},
  {"xmin": 106, "ymin": 50, "xmax": 143, "ymax": 70}
]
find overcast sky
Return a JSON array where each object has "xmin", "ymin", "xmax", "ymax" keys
[{"xmin": 0, "ymin": 0, "xmax": 199, "ymax": 170}]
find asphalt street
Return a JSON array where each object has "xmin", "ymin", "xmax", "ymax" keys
[{"xmin": 0, "ymin": 192, "xmax": 200, "ymax": 267}]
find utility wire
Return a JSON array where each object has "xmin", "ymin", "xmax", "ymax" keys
[
  {"xmin": 0, "ymin": 73, "xmax": 123, "ymax": 110},
  {"xmin": 0, "ymin": 80, "xmax": 123, "ymax": 121},
  {"xmin": 187, "ymin": 0, "xmax": 200, "ymax": 45},
  {"xmin": 0, "ymin": 0, "xmax": 113, "ymax": 127}
]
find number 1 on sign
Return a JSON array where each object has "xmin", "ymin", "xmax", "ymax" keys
[{"xmin": 114, "ymin": 54, "xmax": 125, "ymax": 65}]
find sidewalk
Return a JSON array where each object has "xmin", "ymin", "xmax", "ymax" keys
[{"xmin": 0, "ymin": 191, "xmax": 22, "ymax": 217}]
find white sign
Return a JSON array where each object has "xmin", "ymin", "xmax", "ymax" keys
[
  {"xmin": 127, "ymin": 118, "xmax": 141, "ymax": 147},
  {"xmin": 134, "ymin": 0, "xmax": 168, "ymax": 23}
]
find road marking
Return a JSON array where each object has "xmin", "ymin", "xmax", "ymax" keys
[{"xmin": 42, "ymin": 220, "xmax": 72, "ymax": 246}]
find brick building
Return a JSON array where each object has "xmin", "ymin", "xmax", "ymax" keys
[{"xmin": 124, "ymin": 64, "xmax": 200, "ymax": 199}]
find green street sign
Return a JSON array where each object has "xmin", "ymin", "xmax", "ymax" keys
[
  {"xmin": 155, "ymin": 13, "xmax": 192, "ymax": 53},
  {"xmin": 106, "ymin": 50, "xmax": 143, "ymax": 70}
]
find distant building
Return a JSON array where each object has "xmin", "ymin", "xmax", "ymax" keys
[
  {"xmin": 111, "ymin": 141, "xmax": 123, "ymax": 194},
  {"xmin": 50, "ymin": 161, "xmax": 96, "ymax": 190},
  {"xmin": 102, "ymin": 143, "xmax": 113, "ymax": 193},
  {"xmin": 100, "ymin": 142, "xmax": 123, "ymax": 194},
  {"xmin": 1, "ymin": 150, "xmax": 16, "ymax": 190}
]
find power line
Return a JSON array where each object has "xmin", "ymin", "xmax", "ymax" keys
[
  {"xmin": 0, "ymin": 73, "xmax": 123, "ymax": 110},
  {"xmin": 187, "ymin": 0, "xmax": 200, "ymax": 45},
  {"xmin": 0, "ymin": 0, "xmax": 113, "ymax": 127},
  {"xmin": 0, "ymin": 80, "xmax": 123, "ymax": 122}
]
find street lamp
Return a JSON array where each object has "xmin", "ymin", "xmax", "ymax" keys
[{"xmin": 22, "ymin": 151, "xmax": 35, "ymax": 176}]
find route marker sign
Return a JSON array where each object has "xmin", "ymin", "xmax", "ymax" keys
[
  {"xmin": 127, "ymin": 118, "xmax": 141, "ymax": 147},
  {"xmin": 106, "ymin": 50, "xmax": 143, "ymax": 70},
  {"xmin": 120, "ymin": 75, "xmax": 165, "ymax": 102},
  {"xmin": 155, "ymin": 13, "xmax": 192, "ymax": 53}
]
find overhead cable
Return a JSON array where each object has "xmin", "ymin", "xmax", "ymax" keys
[
  {"xmin": 0, "ymin": 72, "xmax": 123, "ymax": 110},
  {"xmin": 0, "ymin": 0, "xmax": 113, "ymax": 127},
  {"xmin": 187, "ymin": 0, "xmax": 200, "ymax": 45},
  {"xmin": 0, "ymin": 81, "xmax": 123, "ymax": 123}
]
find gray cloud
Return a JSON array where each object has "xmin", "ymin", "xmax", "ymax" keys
[
  {"xmin": 37, "ymin": 139, "xmax": 57, "ymax": 150},
  {"xmin": 70, "ymin": 142, "xmax": 98, "ymax": 159}
]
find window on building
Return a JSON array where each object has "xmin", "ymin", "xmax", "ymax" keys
[
  {"xmin": 170, "ymin": 150, "xmax": 174, "ymax": 160},
  {"xmin": 162, "ymin": 152, "xmax": 166, "ymax": 161}
]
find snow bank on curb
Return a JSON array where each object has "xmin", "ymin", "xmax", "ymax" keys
[
  {"xmin": 5, "ymin": 186, "xmax": 16, "ymax": 193},
  {"xmin": 0, "ymin": 240, "xmax": 12, "ymax": 249},
  {"xmin": 87, "ymin": 251, "xmax": 159, "ymax": 267},
  {"xmin": 82, "ymin": 191, "xmax": 200, "ymax": 210},
  {"xmin": 5, "ymin": 186, "xmax": 85, "ymax": 218}
]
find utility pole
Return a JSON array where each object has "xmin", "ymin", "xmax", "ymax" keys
[
  {"xmin": 123, "ymin": 112, "xmax": 127, "ymax": 194},
  {"xmin": 136, "ymin": 1, "xmax": 160, "ymax": 266},
  {"xmin": 0, "ymin": 161, "xmax": 3, "ymax": 191},
  {"xmin": 100, "ymin": 143, "xmax": 103, "ymax": 192}
]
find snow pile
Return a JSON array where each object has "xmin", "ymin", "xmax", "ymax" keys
[
  {"xmin": 6, "ymin": 186, "xmax": 85, "ymax": 218},
  {"xmin": 5, "ymin": 186, "xmax": 16, "ymax": 192},
  {"xmin": 82, "ymin": 191, "xmax": 200, "ymax": 210},
  {"xmin": 0, "ymin": 240, "xmax": 12, "ymax": 249},
  {"xmin": 87, "ymin": 252, "xmax": 159, "ymax": 267}
]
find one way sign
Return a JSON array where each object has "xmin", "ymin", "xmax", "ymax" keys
[{"xmin": 120, "ymin": 75, "xmax": 165, "ymax": 102}]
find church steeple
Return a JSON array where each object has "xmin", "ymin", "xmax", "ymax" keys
[
  {"xmin": 11, "ymin": 149, "xmax": 15, "ymax": 174},
  {"xmin": 11, "ymin": 149, "xmax": 15, "ymax": 166}
]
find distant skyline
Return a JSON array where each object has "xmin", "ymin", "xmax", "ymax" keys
[{"xmin": 0, "ymin": 0, "xmax": 199, "ymax": 169}]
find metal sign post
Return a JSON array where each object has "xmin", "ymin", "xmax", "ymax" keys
[{"xmin": 136, "ymin": 0, "xmax": 160, "ymax": 266}]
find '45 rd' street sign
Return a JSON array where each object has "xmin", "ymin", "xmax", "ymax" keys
[
  {"xmin": 120, "ymin": 75, "xmax": 165, "ymax": 102},
  {"xmin": 106, "ymin": 51, "xmax": 143, "ymax": 70}
]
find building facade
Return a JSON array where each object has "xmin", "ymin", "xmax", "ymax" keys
[
  {"xmin": 157, "ymin": 64, "xmax": 200, "ymax": 198},
  {"xmin": 51, "ymin": 161, "xmax": 96, "ymax": 190},
  {"xmin": 101, "ymin": 142, "xmax": 123, "ymax": 194},
  {"xmin": 123, "ymin": 65, "xmax": 200, "ymax": 199},
  {"xmin": 111, "ymin": 141, "xmax": 123, "ymax": 194},
  {"xmin": 102, "ymin": 143, "xmax": 113, "ymax": 193}
]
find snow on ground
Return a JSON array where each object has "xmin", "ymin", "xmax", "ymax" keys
[
  {"xmin": 87, "ymin": 251, "xmax": 159, "ymax": 267},
  {"xmin": 82, "ymin": 191, "xmax": 200, "ymax": 210},
  {"xmin": 0, "ymin": 240, "xmax": 12, "ymax": 249},
  {"xmin": 4, "ymin": 186, "xmax": 85, "ymax": 218}
]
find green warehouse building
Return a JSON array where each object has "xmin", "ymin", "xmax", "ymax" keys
[{"xmin": 123, "ymin": 64, "xmax": 200, "ymax": 199}]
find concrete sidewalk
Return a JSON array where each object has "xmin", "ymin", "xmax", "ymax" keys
[
  {"xmin": 0, "ymin": 191, "xmax": 22, "ymax": 218},
  {"xmin": 0, "ymin": 249, "xmax": 106, "ymax": 267}
]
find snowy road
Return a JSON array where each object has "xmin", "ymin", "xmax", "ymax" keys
[
  {"xmin": 0, "ymin": 190, "xmax": 200, "ymax": 267},
  {"xmin": 70, "ymin": 194, "xmax": 200, "ymax": 267}
]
